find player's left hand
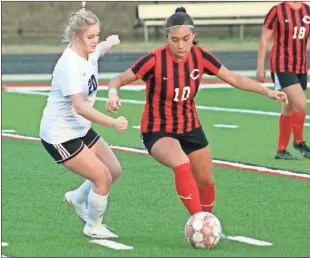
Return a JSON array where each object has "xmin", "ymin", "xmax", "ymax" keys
[
  {"xmin": 106, "ymin": 94, "xmax": 121, "ymax": 113},
  {"xmin": 268, "ymin": 90, "xmax": 288, "ymax": 104},
  {"xmin": 106, "ymin": 35, "xmax": 120, "ymax": 47}
]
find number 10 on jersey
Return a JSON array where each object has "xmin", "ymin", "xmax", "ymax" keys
[{"xmin": 173, "ymin": 86, "xmax": 191, "ymax": 102}]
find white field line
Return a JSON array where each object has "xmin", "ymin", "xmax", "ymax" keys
[
  {"xmin": 222, "ymin": 234, "xmax": 273, "ymax": 246},
  {"xmin": 3, "ymin": 70, "xmax": 310, "ymax": 81},
  {"xmin": 89, "ymin": 239, "xmax": 134, "ymax": 250},
  {"xmin": 1, "ymin": 129, "xmax": 16, "ymax": 133},
  {"xmin": 7, "ymin": 90, "xmax": 310, "ymax": 120},
  {"xmin": 1, "ymin": 70, "xmax": 281, "ymax": 81},
  {"xmin": 2, "ymin": 83, "xmax": 277, "ymax": 91},
  {"xmin": 214, "ymin": 124, "xmax": 239, "ymax": 128},
  {"xmin": 2, "ymin": 132, "xmax": 310, "ymax": 181},
  {"xmin": 1, "ymin": 242, "xmax": 9, "ymax": 247}
]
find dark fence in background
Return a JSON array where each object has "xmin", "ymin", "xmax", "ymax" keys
[{"xmin": 5, "ymin": 50, "xmax": 310, "ymax": 74}]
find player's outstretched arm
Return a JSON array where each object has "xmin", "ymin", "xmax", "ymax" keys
[
  {"xmin": 70, "ymin": 93, "xmax": 128, "ymax": 131},
  {"xmin": 106, "ymin": 69, "xmax": 138, "ymax": 113},
  {"xmin": 100, "ymin": 35, "xmax": 120, "ymax": 53},
  {"xmin": 93, "ymin": 35, "xmax": 121, "ymax": 59},
  {"xmin": 216, "ymin": 66, "xmax": 288, "ymax": 104},
  {"xmin": 256, "ymin": 27, "xmax": 273, "ymax": 82}
]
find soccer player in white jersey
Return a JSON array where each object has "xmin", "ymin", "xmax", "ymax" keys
[{"xmin": 39, "ymin": 4, "xmax": 128, "ymax": 239}]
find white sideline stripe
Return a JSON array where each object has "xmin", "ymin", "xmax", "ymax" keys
[
  {"xmin": 1, "ymin": 70, "xmax": 281, "ymax": 81},
  {"xmin": 4, "ymin": 82, "xmax": 310, "ymax": 91},
  {"xmin": 1, "ymin": 242, "xmax": 9, "ymax": 247},
  {"xmin": 305, "ymin": 123, "xmax": 310, "ymax": 127},
  {"xmin": 5, "ymin": 90, "xmax": 310, "ymax": 120},
  {"xmin": 3, "ymin": 70, "xmax": 310, "ymax": 81},
  {"xmin": 214, "ymin": 124, "xmax": 239, "ymax": 128},
  {"xmin": 2, "ymin": 83, "xmax": 277, "ymax": 91},
  {"xmin": 90, "ymin": 239, "xmax": 134, "ymax": 250},
  {"xmin": 1, "ymin": 129, "xmax": 16, "ymax": 133},
  {"xmin": 132, "ymin": 125, "xmax": 141, "ymax": 129},
  {"xmin": 2, "ymin": 132, "xmax": 310, "ymax": 181},
  {"xmin": 307, "ymin": 100, "xmax": 310, "ymax": 103},
  {"xmin": 226, "ymin": 235, "xmax": 273, "ymax": 246}
]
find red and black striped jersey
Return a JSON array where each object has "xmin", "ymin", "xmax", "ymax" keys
[
  {"xmin": 264, "ymin": 2, "xmax": 310, "ymax": 74},
  {"xmin": 131, "ymin": 44, "xmax": 222, "ymax": 134}
]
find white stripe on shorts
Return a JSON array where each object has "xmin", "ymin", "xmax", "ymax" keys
[
  {"xmin": 274, "ymin": 73, "xmax": 281, "ymax": 91},
  {"xmin": 54, "ymin": 143, "xmax": 70, "ymax": 159}
]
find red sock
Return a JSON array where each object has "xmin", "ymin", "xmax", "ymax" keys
[
  {"xmin": 291, "ymin": 110, "xmax": 306, "ymax": 144},
  {"xmin": 199, "ymin": 183, "xmax": 215, "ymax": 213},
  {"xmin": 173, "ymin": 163, "xmax": 202, "ymax": 215},
  {"xmin": 277, "ymin": 114, "xmax": 292, "ymax": 152}
]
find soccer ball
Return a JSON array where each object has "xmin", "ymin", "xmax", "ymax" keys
[{"xmin": 185, "ymin": 212, "xmax": 222, "ymax": 249}]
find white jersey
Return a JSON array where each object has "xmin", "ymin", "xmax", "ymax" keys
[{"xmin": 40, "ymin": 43, "xmax": 106, "ymax": 144}]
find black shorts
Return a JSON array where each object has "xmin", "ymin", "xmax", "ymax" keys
[
  {"xmin": 141, "ymin": 127, "xmax": 209, "ymax": 155},
  {"xmin": 271, "ymin": 72, "xmax": 307, "ymax": 91},
  {"xmin": 41, "ymin": 128, "xmax": 100, "ymax": 164}
]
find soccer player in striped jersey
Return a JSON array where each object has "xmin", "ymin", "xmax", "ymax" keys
[
  {"xmin": 257, "ymin": 1, "xmax": 310, "ymax": 159},
  {"xmin": 39, "ymin": 4, "xmax": 128, "ymax": 238},
  {"xmin": 106, "ymin": 7, "xmax": 287, "ymax": 216}
]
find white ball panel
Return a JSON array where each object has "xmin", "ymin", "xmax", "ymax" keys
[
  {"xmin": 192, "ymin": 219, "xmax": 204, "ymax": 231},
  {"xmin": 195, "ymin": 242, "xmax": 206, "ymax": 249},
  {"xmin": 192, "ymin": 232, "xmax": 204, "ymax": 243},
  {"xmin": 213, "ymin": 225, "xmax": 222, "ymax": 237},
  {"xmin": 209, "ymin": 236, "xmax": 215, "ymax": 245},
  {"xmin": 213, "ymin": 235, "xmax": 220, "ymax": 246},
  {"xmin": 194, "ymin": 212, "xmax": 207, "ymax": 220}
]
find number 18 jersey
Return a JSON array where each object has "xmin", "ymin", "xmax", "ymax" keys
[{"xmin": 264, "ymin": 2, "xmax": 310, "ymax": 74}]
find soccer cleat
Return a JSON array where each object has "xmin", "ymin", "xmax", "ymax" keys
[
  {"xmin": 294, "ymin": 141, "xmax": 310, "ymax": 159},
  {"xmin": 274, "ymin": 151, "xmax": 298, "ymax": 160},
  {"xmin": 83, "ymin": 224, "xmax": 119, "ymax": 239},
  {"xmin": 64, "ymin": 191, "xmax": 87, "ymax": 223}
]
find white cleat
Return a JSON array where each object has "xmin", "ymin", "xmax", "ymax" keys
[
  {"xmin": 83, "ymin": 224, "xmax": 119, "ymax": 239},
  {"xmin": 64, "ymin": 191, "xmax": 87, "ymax": 223}
]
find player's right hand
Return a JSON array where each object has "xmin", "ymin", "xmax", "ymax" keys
[
  {"xmin": 106, "ymin": 95, "xmax": 121, "ymax": 113},
  {"xmin": 106, "ymin": 35, "xmax": 120, "ymax": 47},
  {"xmin": 256, "ymin": 69, "xmax": 266, "ymax": 83},
  {"xmin": 112, "ymin": 116, "xmax": 128, "ymax": 131}
]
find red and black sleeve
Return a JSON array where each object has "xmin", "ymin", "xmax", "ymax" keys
[{"xmin": 130, "ymin": 53, "xmax": 155, "ymax": 81}]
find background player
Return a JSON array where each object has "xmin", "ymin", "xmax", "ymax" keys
[
  {"xmin": 105, "ymin": 8, "xmax": 288, "ymax": 216},
  {"xmin": 39, "ymin": 3, "xmax": 128, "ymax": 238},
  {"xmin": 257, "ymin": 1, "xmax": 310, "ymax": 159}
]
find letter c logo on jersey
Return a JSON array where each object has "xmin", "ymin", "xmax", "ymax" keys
[
  {"xmin": 190, "ymin": 69, "xmax": 200, "ymax": 80},
  {"xmin": 302, "ymin": 15, "xmax": 310, "ymax": 24}
]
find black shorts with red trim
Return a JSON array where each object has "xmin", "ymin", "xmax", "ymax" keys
[
  {"xmin": 41, "ymin": 128, "xmax": 100, "ymax": 164},
  {"xmin": 141, "ymin": 126, "xmax": 209, "ymax": 155}
]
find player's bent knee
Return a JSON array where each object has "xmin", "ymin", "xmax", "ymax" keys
[
  {"xmin": 91, "ymin": 165, "xmax": 113, "ymax": 188},
  {"xmin": 292, "ymin": 102, "xmax": 307, "ymax": 114},
  {"xmin": 110, "ymin": 164, "xmax": 122, "ymax": 183},
  {"xmin": 196, "ymin": 174, "xmax": 214, "ymax": 186},
  {"xmin": 164, "ymin": 155, "xmax": 190, "ymax": 169}
]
